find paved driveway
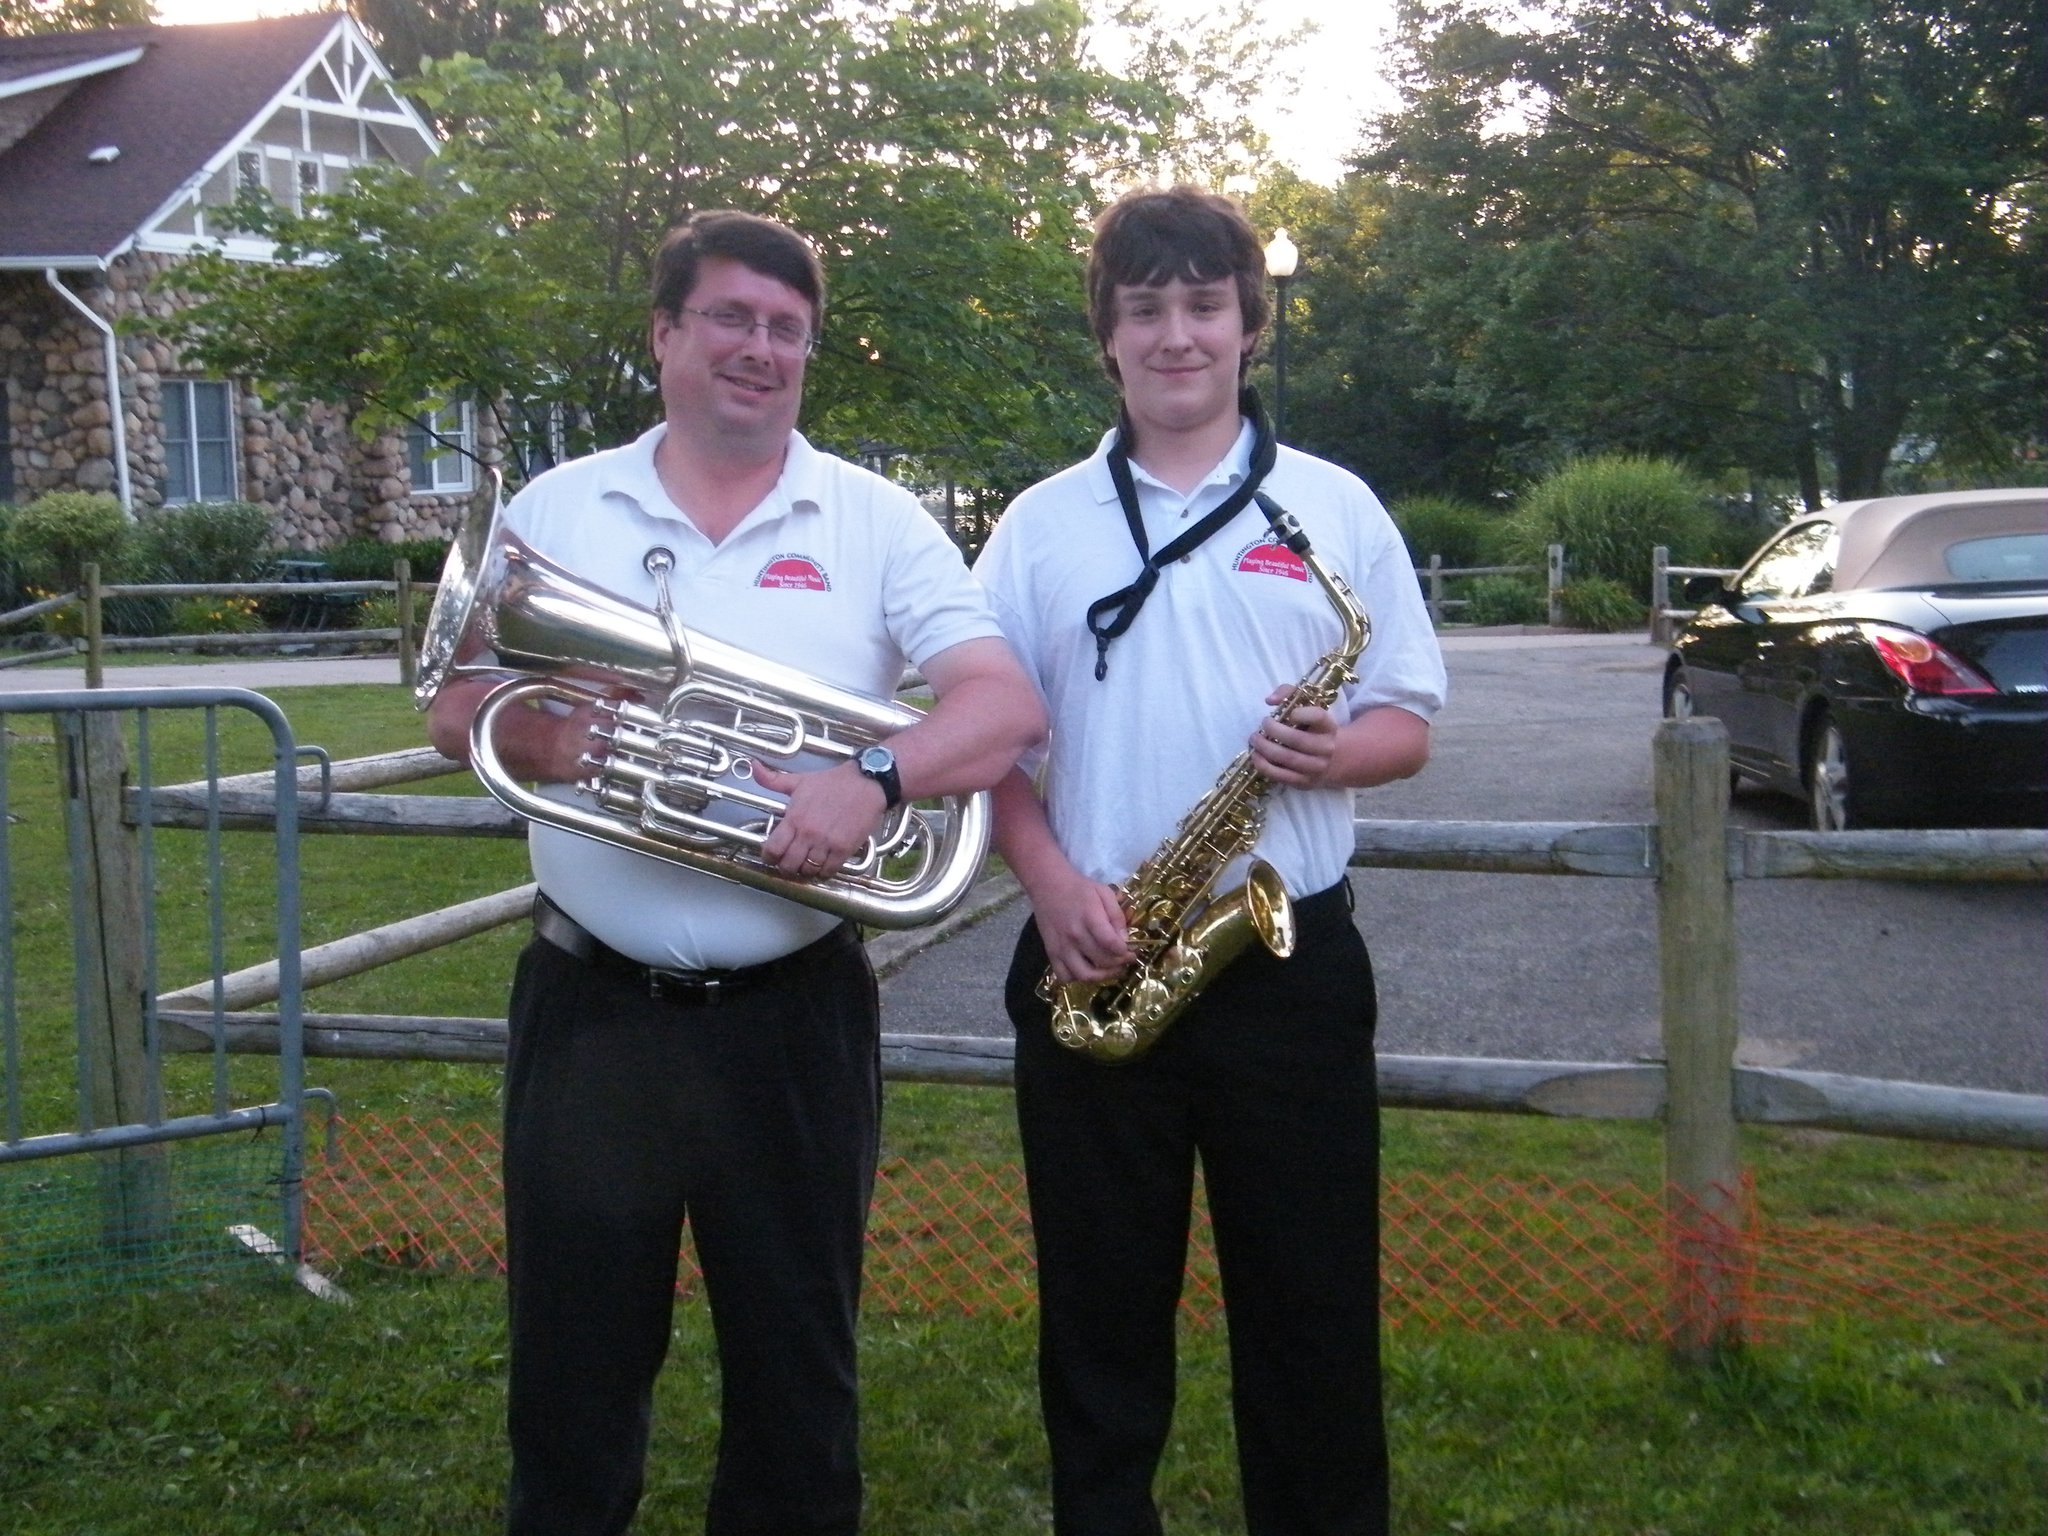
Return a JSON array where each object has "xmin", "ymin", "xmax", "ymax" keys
[{"xmin": 883, "ymin": 632, "xmax": 2047, "ymax": 1096}]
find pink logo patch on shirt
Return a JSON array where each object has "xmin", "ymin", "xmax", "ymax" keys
[
  {"xmin": 755, "ymin": 554, "xmax": 832, "ymax": 591},
  {"xmin": 1233, "ymin": 537, "xmax": 1309, "ymax": 581}
]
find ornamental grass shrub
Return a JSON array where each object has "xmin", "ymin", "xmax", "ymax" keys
[
  {"xmin": 1502, "ymin": 455, "xmax": 1719, "ymax": 602},
  {"xmin": 1463, "ymin": 574, "xmax": 1549, "ymax": 627},
  {"xmin": 1558, "ymin": 576, "xmax": 1646, "ymax": 631}
]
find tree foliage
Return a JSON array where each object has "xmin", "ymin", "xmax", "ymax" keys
[
  {"xmin": 1243, "ymin": 168, "xmax": 1537, "ymax": 504},
  {"xmin": 156, "ymin": 0, "xmax": 1275, "ymax": 497},
  {"xmin": 0, "ymin": 0, "xmax": 149, "ymax": 35},
  {"xmin": 1357, "ymin": 0, "xmax": 2046, "ymax": 504}
]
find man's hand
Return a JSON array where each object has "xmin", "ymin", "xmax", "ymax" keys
[
  {"xmin": 428, "ymin": 675, "xmax": 607, "ymax": 785},
  {"xmin": 750, "ymin": 759, "xmax": 888, "ymax": 878}
]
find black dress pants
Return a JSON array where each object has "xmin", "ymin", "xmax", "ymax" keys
[
  {"xmin": 1006, "ymin": 882, "xmax": 1388, "ymax": 1536},
  {"xmin": 501, "ymin": 928, "xmax": 881, "ymax": 1536}
]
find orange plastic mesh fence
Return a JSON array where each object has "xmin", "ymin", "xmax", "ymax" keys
[{"xmin": 302, "ymin": 1116, "xmax": 2046, "ymax": 1341}]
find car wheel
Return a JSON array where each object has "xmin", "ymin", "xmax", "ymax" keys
[
  {"xmin": 1805, "ymin": 713, "xmax": 1852, "ymax": 832},
  {"xmin": 1664, "ymin": 666, "xmax": 1745, "ymax": 793},
  {"xmin": 1663, "ymin": 666, "xmax": 1696, "ymax": 720}
]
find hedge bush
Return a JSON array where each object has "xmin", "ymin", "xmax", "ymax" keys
[
  {"xmin": 1389, "ymin": 494, "xmax": 1502, "ymax": 570},
  {"xmin": 133, "ymin": 501, "xmax": 276, "ymax": 584},
  {"xmin": 6, "ymin": 490, "xmax": 131, "ymax": 591},
  {"xmin": 323, "ymin": 536, "xmax": 451, "ymax": 582},
  {"xmin": 1501, "ymin": 455, "xmax": 1719, "ymax": 601}
]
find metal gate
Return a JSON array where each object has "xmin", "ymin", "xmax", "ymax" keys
[{"xmin": 0, "ymin": 686, "xmax": 321, "ymax": 1307}]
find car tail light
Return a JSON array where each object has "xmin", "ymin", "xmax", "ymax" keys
[{"xmin": 1866, "ymin": 626, "xmax": 1997, "ymax": 695}]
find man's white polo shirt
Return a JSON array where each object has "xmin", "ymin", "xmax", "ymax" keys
[{"xmin": 497, "ymin": 424, "xmax": 1000, "ymax": 969}]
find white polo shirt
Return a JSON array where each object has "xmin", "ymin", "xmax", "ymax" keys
[
  {"xmin": 499, "ymin": 424, "xmax": 1001, "ymax": 968},
  {"xmin": 974, "ymin": 421, "xmax": 1447, "ymax": 896}
]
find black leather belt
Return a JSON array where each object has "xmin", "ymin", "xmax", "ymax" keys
[{"xmin": 532, "ymin": 893, "xmax": 859, "ymax": 1007}]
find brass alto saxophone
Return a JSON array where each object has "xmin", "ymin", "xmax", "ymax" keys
[{"xmin": 1043, "ymin": 505, "xmax": 1371, "ymax": 1063}]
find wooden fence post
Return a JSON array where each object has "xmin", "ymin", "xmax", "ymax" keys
[
  {"xmin": 1654, "ymin": 717, "xmax": 1744, "ymax": 1360},
  {"xmin": 65, "ymin": 710, "xmax": 169, "ymax": 1249},
  {"xmin": 83, "ymin": 561, "xmax": 104, "ymax": 689},
  {"xmin": 1650, "ymin": 546, "xmax": 1670, "ymax": 644},
  {"xmin": 1427, "ymin": 554, "xmax": 1443, "ymax": 626},
  {"xmin": 1546, "ymin": 544, "xmax": 1565, "ymax": 627},
  {"xmin": 395, "ymin": 557, "xmax": 416, "ymax": 691}
]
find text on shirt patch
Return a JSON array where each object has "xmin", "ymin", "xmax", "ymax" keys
[
  {"xmin": 1232, "ymin": 536, "xmax": 1309, "ymax": 582},
  {"xmin": 755, "ymin": 554, "xmax": 832, "ymax": 591}
]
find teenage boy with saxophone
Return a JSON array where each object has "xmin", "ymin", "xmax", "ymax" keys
[
  {"xmin": 427, "ymin": 209, "xmax": 1042, "ymax": 1536},
  {"xmin": 974, "ymin": 185, "xmax": 1447, "ymax": 1536}
]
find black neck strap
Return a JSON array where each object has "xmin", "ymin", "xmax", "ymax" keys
[{"xmin": 1085, "ymin": 387, "xmax": 1277, "ymax": 681}]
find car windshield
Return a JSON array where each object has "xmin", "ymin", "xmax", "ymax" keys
[{"xmin": 1944, "ymin": 532, "xmax": 2048, "ymax": 584}]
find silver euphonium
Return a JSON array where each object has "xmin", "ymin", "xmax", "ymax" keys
[{"xmin": 414, "ymin": 475, "xmax": 991, "ymax": 929}]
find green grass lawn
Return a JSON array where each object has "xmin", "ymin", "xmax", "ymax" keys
[
  {"xmin": 0, "ymin": 1106, "xmax": 2040, "ymax": 1535},
  {"xmin": 0, "ymin": 680, "xmax": 2041, "ymax": 1532}
]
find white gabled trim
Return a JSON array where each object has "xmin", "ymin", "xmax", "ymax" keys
[
  {"xmin": 0, "ymin": 254, "xmax": 106, "ymax": 271},
  {"xmin": 0, "ymin": 45, "xmax": 145, "ymax": 102},
  {"xmin": 128, "ymin": 14, "xmax": 437, "ymax": 258}
]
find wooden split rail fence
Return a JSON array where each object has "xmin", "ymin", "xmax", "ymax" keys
[{"xmin": 62, "ymin": 715, "xmax": 2044, "ymax": 1357}]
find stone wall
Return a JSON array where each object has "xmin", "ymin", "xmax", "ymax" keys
[{"xmin": 1, "ymin": 252, "xmax": 490, "ymax": 547}]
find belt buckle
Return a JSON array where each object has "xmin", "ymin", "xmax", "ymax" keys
[{"xmin": 650, "ymin": 968, "xmax": 722, "ymax": 1006}]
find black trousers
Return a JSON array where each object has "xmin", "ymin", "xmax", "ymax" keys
[
  {"xmin": 501, "ymin": 928, "xmax": 881, "ymax": 1536},
  {"xmin": 1005, "ymin": 882, "xmax": 1388, "ymax": 1536}
]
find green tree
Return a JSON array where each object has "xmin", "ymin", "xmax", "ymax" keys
[
  {"xmin": 1245, "ymin": 167, "xmax": 1536, "ymax": 503},
  {"xmin": 1363, "ymin": 0, "xmax": 2046, "ymax": 504},
  {"xmin": 157, "ymin": 0, "xmax": 1263, "ymax": 500},
  {"xmin": 0, "ymin": 0, "xmax": 150, "ymax": 35}
]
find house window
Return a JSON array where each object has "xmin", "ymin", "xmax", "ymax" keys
[
  {"xmin": 236, "ymin": 149, "xmax": 264, "ymax": 196},
  {"xmin": 161, "ymin": 380, "xmax": 236, "ymax": 504},
  {"xmin": 295, "ymin": 156, "xmax": 324, "ymax": 213},
  {"xmin": 407, "ymin": 402, "xmax": 474, "ymax": 493}
]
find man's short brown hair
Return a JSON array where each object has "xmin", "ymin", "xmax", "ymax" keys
[
  {"xmin": 1086, "ymin": 185, "xmax": 1270, "ymax": 383},
  {"xmin": 650, "ymin": 210, "xmax": 826, "ymax": 331}
]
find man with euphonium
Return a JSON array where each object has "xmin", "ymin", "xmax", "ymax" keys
[
  {"xmin": 427, "ymin": 209, "xmax": 1043, "ymax": 1536},
  {"xmin": 974, "ymin": 185, "xmax": 1447, "ymax": 1535}
]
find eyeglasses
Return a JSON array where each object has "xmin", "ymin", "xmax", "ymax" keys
[{"xmin": 679, "ymin": 305, "xmax": 818, "ymax": 357}]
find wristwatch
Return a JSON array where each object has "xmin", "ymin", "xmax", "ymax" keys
[{"xmin": 855, "ymin": 744, "xmax": 903, "ymax": 811}]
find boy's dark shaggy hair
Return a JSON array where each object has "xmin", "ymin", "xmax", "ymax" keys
[{"xmin": 1086, "ymin": 185, "xmax": 1269, "ymax": 382}]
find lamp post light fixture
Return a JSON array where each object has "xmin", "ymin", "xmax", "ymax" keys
[{"xmin": 1263, "ymin": 228, "xmax": 1299, "ymax": 441}]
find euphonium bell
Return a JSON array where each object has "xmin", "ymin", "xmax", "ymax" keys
[{"xmin": 415, "ymin": 474, "xmax": 991, "ymax": 929}]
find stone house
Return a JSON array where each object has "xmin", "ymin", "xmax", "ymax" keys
[{"xmin": 0, "ymin": 12, "xmax": 482, "ymax": 548}]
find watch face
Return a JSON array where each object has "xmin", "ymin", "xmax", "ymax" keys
[{"xmin": 860, "ymin": 745, "xmax": 894, "ymax": 774}]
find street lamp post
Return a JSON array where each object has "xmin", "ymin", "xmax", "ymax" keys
[{"xmin": 1263, "ymin": 228, "xmax": 1298, "ymax": 441}]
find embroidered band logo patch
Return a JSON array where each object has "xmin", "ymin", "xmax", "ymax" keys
[
  {"xmin": 755, "ymin": 554, "xmax": 832, "ymax": 591},
  {"xmin": 1232, "ymin": 536, "xmax": 1309, "ymax": 581}
]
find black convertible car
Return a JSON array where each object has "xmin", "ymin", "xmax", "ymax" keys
[{"xmin": 1663, "ymin": 488, "xmax": 2048, "ymax": 830}]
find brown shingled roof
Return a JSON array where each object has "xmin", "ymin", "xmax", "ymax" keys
[{"xmin": 0, "ymin": 12, "xmax": 347, "ymax": 265}]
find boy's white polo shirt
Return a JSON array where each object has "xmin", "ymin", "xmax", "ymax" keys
[
  {"xmin": 975, "ymin": 421, "xmax": 1447, "ymax": 898},
  {"xmin": 497, "ymin": 424, "xmax": 1000, "ymax": 969}
]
